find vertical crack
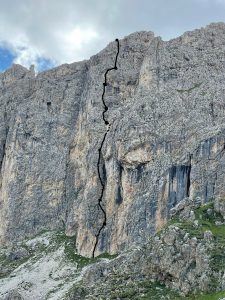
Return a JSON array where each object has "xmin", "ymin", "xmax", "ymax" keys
[
  {"xmin": 186, "ymin": 154, "xmax": 192, "ymax": 198},
  {"xmin": 92, "ymin": 38, "xmax": 120, "ymax": 258},
  {"xmin": 0, "ymin": 112, "xmax": 8, "ymax": 173}
]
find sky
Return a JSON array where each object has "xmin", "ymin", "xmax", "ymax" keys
[{"xmin": 0, "ymin": 0, "xmax": 225, "ymax": 72}]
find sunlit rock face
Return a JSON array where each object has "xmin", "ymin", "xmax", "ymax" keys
[{"xmin": 1, "ymin": 23, "xmax": 225, "ymax": 257}]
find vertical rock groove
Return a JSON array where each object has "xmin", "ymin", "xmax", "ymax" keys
[
  {"xmin": 92, "ymin": 39, "xmax": 120, "ymax": 258},
  {"xmin": 186, "ymin": 164, "xmax": 191, "ymax": 197}
]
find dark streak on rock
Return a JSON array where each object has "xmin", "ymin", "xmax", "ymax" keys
[
  {"xmin": 116, "ymin": 162, "xmax": 123, "ymax": 205},
  {"xmin": 116, "ymin": 185, "xmax": 123, "ymax": 205},
  {"xmin": 186, "ymin": 163, "xmax": 191, "ymax": 197},
  {"xmin": 0, "ymin": 142, "xmax": 6, "ymax": 170},
  {"xmin": 92, "ymin": 39, "xmax": 120, "ymax": 258},
  {"xmin": 167, "ymin": 163, "xmax": 192, "ymax": 211}
]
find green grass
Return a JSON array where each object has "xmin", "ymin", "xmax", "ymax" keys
[
  {"xmin": 110, "ymin": 288, "xmax": 137, "ymax": 299},
  {"xmin": 0, "ymin": 229, "xmax": 119, "ymax": 280},
  {"xmin": 166, "ymin": 202, "xmax": 225, "ymax": 239},
  {"xmin": 135, "ymin": 281, "xmax": 181, "ymax": 299},
  {"xmin": 137, "ymin": 281, "xmax": 225, "ymax": 300},
  {"xmin": 0, "ymin": 251, "xmax": 32, "ymax": 279},
  {"xmin": 64, "ymin": 201, "xmax": 225, "ymax": 299},
  {"xmin": 96, "ymin": 252, "xmax": 118, "ymax": 259},
  {"xmin": 63, "ymin": 283, "xmax": 88, "ymax": 300},
  {"xmin": 187, "ymin": 290, "xmax": 225, "ymax": 299},
  {"xmin": 3, "ymin": 203, "xmax": 225, "ymax": 300},
  {"xmin": 160, "ymin": 201, "xmax": 225, "ymax": 293},
  {"xmin": 53, "ymin": 231, "xmax": 117, "ymax": 268},
  {"xmin": 66, "ymin": 279, "xmax": 225, "ymax": 300},
  {"xmin": 177, "ymin": 203, "xmax": 225, "ymax": 274}
]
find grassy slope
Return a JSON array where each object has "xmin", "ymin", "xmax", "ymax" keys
[{"xmin": 2, "ymin": 202, "xmax": 225, "ymax": 299}]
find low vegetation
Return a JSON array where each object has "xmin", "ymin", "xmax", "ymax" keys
[{"xmin": 2, "ymin": 201, "xmax": 225, "ymax": 299}]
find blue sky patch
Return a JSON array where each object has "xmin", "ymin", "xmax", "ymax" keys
[
  {"xmin": 0, "ymin": 45, "xmax": 55, "ymax": 73},
  {"xmin": 36, "ymin": 57, "xmax": 55, "ymax": 72},
  {"xmin": 0, "ymin": 47, "xmax": 15, "ymax": 72}
]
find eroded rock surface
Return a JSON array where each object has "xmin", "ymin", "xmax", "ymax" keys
[
  {"xmin": 1, "ymin": 23, "xmax": 225, "ymax": 257},
  {"xmin": 65, "ymin": 200, "xmax": 225, "ymax": 299}
]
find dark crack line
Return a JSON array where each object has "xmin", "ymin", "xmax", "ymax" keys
[{"xmin": 92, "ymin": 38, "xmax": 120, "ymax": 258}]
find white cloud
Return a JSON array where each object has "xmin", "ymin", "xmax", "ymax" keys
[
  {"xmin": 58, "ymin": 27, "xmax": 99, "ymax": 60},
  {"xmin": 0, "ymin": 23, "xmax": 100, "ymax": 70},
  {"xmin": 9, "ymin": 27, "xmax": 100, "ymax": 70},
  {"xmin": 7, "ymin": 35, "xmax": 43, "ymax": 68},
  {"xmin": 0, "ymin": 0, "xmax": 112, "ymax": 70}
]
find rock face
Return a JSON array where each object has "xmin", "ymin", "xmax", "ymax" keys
[
  {"xmin": 1, "ymin": 200, "xmax": 225, "ymax": 299},
  {"xmin": 66, "ymin": 199, "xmax": 225, "ymax": 299},
  {"xmin": 1, "ymin": 23, "xmax": 225, "ymax": 257}
]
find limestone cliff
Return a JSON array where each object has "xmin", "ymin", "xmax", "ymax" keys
[{"xmin": 1, "ymin": 22, "xmax": 225, "ymax": 257}]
